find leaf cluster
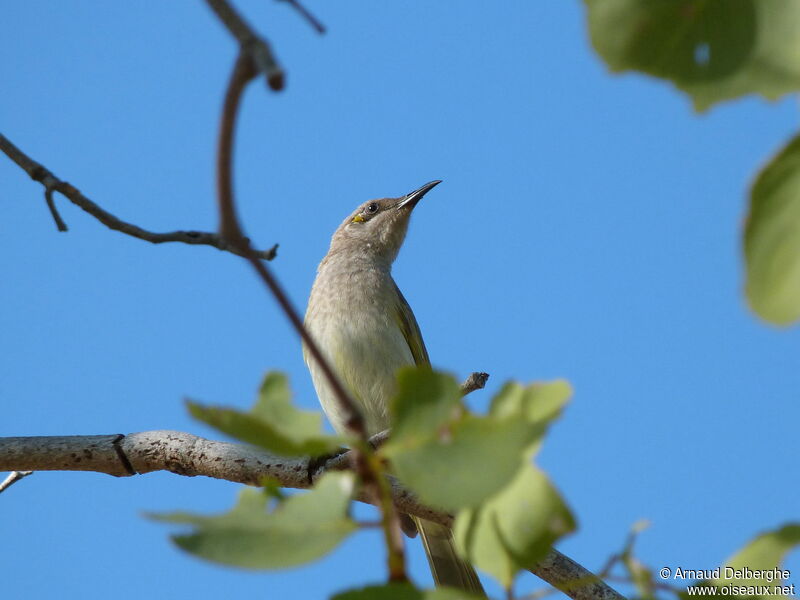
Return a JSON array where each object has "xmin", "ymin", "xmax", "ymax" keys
[
  {"xmin": 154, "ymin": 369, "xmax": 576, "ymax": 596},
  {"xmin": 586, "ymin": 0, "xmax": 800, "ymax": 326}
]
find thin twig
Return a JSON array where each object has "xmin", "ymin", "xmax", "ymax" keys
[
  {"xmin": 356, "ymin": 520, "xmax": 384, "ymax": 528},
  {"xmin": 205, "ymin": 0, "xmax": 285, "ymax": 90},
  {"xmin": 461, "ymin": 371, "xmax": 489, "ymax": 396},
  {"xmin": 367, "ymin": 429, "xmax": 390, "ymax": 449},
  {"xmin": 506, "ymin": 580, "xmax": 516, "ymax": 600},
  {"xmin": 598, "ymin": 521, "xmax": 651, "ymax": 580},
  {"xmin": 0, "ymin": 470, "xmax": 33, "ymax": 494},
  {"xmin": 598, "ymin": 553, "xmax": 621, "ymax": 580},
  {"xmin": 0, "ymin": 432, "xmax": 626, "ymax": 600},
  {"xmin": 43, "ymin": 185, "xmax": 68, "ymax": 231},
  {"xmin": 277, "ymin": 0, "xmax": 326, "ymax": 34},
  {"xmin": 0, "ymin": 133, "xmax": 277, "ymax": 260},
  {"xmin": 212, "ymin": 50, "xmax": 407, "ymax": 582}
]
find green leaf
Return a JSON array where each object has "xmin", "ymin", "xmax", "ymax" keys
[
  {"xmin": 678, "ymin": 524, "xmax": 800, "ymax": 599},
  {"xmin": 383, "ymin": 414, "xmax": 542, "ymax": 511},
  {"xmin": 188, "ymin": 371, "xmax": 344, "ymax": 457},
  {"xmin": 149, "ymin": 471, "xmax": 357, "ymax": 569},
  {"xmin": 716, "ymin": 523, "xmax": 800, "ymax": 588},
  {"xmin": 383, "ymin": 375, "xmax": 570, "ymax": 511},
  {"xmin": 253, "ymin": 372, "xmax": 324, "ymax": 442},
  {"xmin": 745, "ymin": 134, "xmax": 800, "ymax": 326},
  {"xmin": 585, "ymin": 0, "xmax": 800, "ymax": 112},
  {"xmin": 332, "ymin": 583, "xmax": 482, "ymax": 600},
  {"xmin": 390, "ymin": 368, "xmax": 462, "ymax": 444},
  {"xmin": 490, "ymin": 380, "xmax": 572, "ymax": 425},
  {"xmin": 454, "ymin": 464, "xmax": 576, "ymax": 587}
]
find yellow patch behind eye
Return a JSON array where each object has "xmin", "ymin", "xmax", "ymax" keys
[{"xmin": 352, "ymin": 215, "xmax": 365, "ymax": 223}]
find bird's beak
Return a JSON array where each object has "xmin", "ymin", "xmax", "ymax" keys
[{"xmin": 397, "ymin": 180, "xmax": 442, "ymax": 210}]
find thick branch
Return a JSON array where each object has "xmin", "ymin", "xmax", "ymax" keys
[
  {"xmin": 0, "ymin": 432, "xmax": 624, "ymax": 600},
  {"xmin": 0, "ymin": 134, "xmax": 277, "ymax": 260}
]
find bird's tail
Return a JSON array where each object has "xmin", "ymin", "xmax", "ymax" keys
[{"xmin": 413, "ymin": 516, "xmax": 485, "ymax": 595}]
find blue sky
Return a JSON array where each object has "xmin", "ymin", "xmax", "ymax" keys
[{"xmin": 2, "ymin": 2, "xmax": 798, "ymax": 599}]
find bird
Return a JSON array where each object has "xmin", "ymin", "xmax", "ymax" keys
[{"xmin": 303, "ymin": 180, "xmax": 484, "ymax": 594}]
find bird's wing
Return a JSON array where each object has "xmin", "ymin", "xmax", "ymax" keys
[{"xmin": 392, "ymin": 280, "xmax": 430, "ymax": 367}]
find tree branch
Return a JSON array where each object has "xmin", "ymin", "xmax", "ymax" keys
[
  {"xmin": 0, "ymin": 432, "xmax": 624, "ymax": 600},
  {"xmin": 277, "ymin": 0, "xmax": 327, "ymax": 34},
  {"xmin": 461, "ymin": 371, "xmax": 489, "ymax": 396},
  {"xmin": 0, "ymin": 470, "xmax": 33, "ymax": 493},
  {"xmin": 205, "ymin": 0, "xmax": 285, "ymax": 90},
  {"xmin": 0, "ymin": 133, "xmax": 278, "ymax": 260}
]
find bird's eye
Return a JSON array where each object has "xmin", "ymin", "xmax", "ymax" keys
[{"xmin": 366, "ymin": 202, "xmax": 379, "ymax": 214}]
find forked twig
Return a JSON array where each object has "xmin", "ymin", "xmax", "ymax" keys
[
  {"xmin": 205, "ymin": 0, "xmax": 285, "ymax": 90},
  {"xmin": 0, "ymin": 133, "xmax": 277, "ymax": 260}
]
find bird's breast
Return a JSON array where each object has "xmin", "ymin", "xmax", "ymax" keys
[{"xmin": 304, "ymin": 268, "xmax": 414, "ymax": 435}]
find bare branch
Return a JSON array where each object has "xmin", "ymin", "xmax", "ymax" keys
[
  {"xmin": 0, "ymin": 432, "xmax": 428, "ymax": 517},
  {"xmin": 43, "ymin": 185, "xmax": 68, "ymax": 231},
  {"xmin": 0, "ymin": 432, "xmax": 624, "ymax": 600},
  {"xmin": 461, "ymin": 371, "xmax": 489, "ymax": 396},
  {"xmin": 533, "ymin": 550, "xmax": 627, "ymax": 600},
  {"xmin": 0, "ymin": 134, "xmax": 278, "ymax": 260},
  {"xmin": 367, "ymin": 429, "xmax": 390, "ymax": 449},
  {"xmin": 205, "ymin": 0, "xmax": 285, "ymax": 90},
  {"xmin": 277, "ymin": 0, "xmax": 326, "ymax": 34},
  {"xmin": 0, "ymin": 470, "xmax": 33, "ymax": 494}
]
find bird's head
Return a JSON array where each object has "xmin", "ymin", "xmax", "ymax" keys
[{"xmin": 327, "ymin": 180, "xmax": 441, "ymax": 265}]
